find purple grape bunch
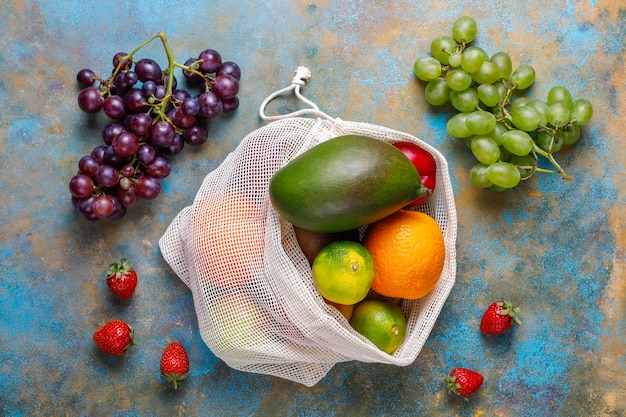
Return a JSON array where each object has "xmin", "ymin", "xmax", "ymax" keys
[{"xmin": 69, "ymin": 33, "xmax": 241, "ymax": 221}]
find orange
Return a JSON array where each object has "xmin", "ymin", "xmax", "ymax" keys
[
  {"xmin": 350, "ymin": 299, "xmax": 407, "ymax": 354},
  {"xmin": 362, "ymin": 209, "xmax": 445, "ymax": 300},
  {"xmin": 190, "ymin": 192, "xmax": 265, "ymax": 288},
  {"xmin": 312, "ymin": 241, "xmax": 374, "ymax": 305}
]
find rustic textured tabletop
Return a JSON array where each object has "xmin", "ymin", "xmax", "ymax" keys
[{"xmin": 1, "ymin": 1, "xmax": 624, "ymax": 416}]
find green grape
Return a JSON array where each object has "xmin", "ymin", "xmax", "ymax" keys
[
  {"xmin": 526, "ymin": 99, "xmax": 549, "ymax": 126},
  {"xmin": 424, "ymin": 78, "xmax": 450, "ymax": 106},
  {"xmin": 466, "ymin": 110, "xmax": 497, "ymax": 135},
  {"xmin": 489, "ymin": 184, "xmax": 508, "ymax": 192},
  {"xmin": 477, "ymin": 84, "xmax": 500, "ymax": 107},
  {"xmin": 571, "ymin": 98, "xmax": 593, "ymax": 125},
  {"xmin": 462, "ymin": 135, "xmax": 474, "ymax": 148},
  {"xmin": 547, "ymin": 85, "xmax": 573, "ymax": 108},
  {"xmin": 511, "ymin": 64, "xmax": 536, "ymax": 89},
  {"xmin": 493, "ymin": 81, "xmax": 508, "ymax": 103},
  {"xmin": 547, "ymin": 102, "xmax": 571, "ymax": 127},
  {"xmin": 557, "ymin": 124, "xmax": 581, "ymax": 145},
  {"xmin": 490, "ymin": 51, "xmax": 512, "ymax": 79},
  {"xmin": 509, "ymin": 97, "xmax": 530, "ymax": 113},
  {"xmin": 461, "ymin": 46, "xmax": 488, "ymax": 73},
  {"xmin": 501, "ymin": 129, "xmax": 534, "ymax": 155},
  {"xmin": 430, "ymin": 36, "xmax": 458, "ymax": 65},
  {"xmin": 487, "ymin": 161, "xmax": 521, "ymax": 188},
  {"xmin": 511, "ymin": 106, "xmax": 540, "ymax": 132},
  {"xmin": 449, "ymin": 88, "xmax": 479, "ymax": 112},
  {"xmin": 510, "ymin": 154, "xmax": 537, "ymax": 179},
  {"xmin": 471, "ymin": 136, "xmax": 500, "ymax": 164},
  {"xmin": 535, "ymin": 130, "xmax": 564, "ymax": 153},
  {"xmin": 414, "ymin": 57, "xmax": 442, "ymax": 81},
  {"xmin": 469, "ymin": 163, "xmax": 493, "ymax": 188},
  {"xmin": 448, "ymin": 52, "xmax": 463, "ymax": 68},
  {"xmin": 452, "ymin": 16, "xmax": 477, "ymax": 43},
  {"xmin": 446, "ymin": 112, "xmax": 473, "ymax": 138},
  {"xmin": 499, "ymin": 145, "xmax": 512, "ymax": 161},
  {"xmin": 446, "ymin": 69, "xmax": 473, "ymax": 91},
  {"xmin": 489, "ymin": 122, "xmax": 508, "ymax": 145},
  {"xmin": 471, "ymin": 61, "xmax": 500, "ymax": 85}
]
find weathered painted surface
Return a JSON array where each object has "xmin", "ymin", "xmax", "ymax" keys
[{"xmin": 0, "ymin": 0, "xmax": 624, "ymax": 416}]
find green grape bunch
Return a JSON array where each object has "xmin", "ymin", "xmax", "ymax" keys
[{"xmin": 413, "ymin": 16, "xmax": 594, "ymax": 191}]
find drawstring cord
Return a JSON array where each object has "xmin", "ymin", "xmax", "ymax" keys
[{"xmin": 259, "ymin": 66, "xmax": 335, "ymax": 122}]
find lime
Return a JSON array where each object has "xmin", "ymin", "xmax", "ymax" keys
[
  {"xmin": 312, "ymin": 241, "xmax": 374, "ymax": 305},
  {"xmin": 350, "ymin": 299, "xmax": 407, "ymax": 354}
]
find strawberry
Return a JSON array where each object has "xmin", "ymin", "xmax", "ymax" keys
[
  {"xmin": 160, "ymin": 342, "xmax": 190, "ymax": 389},
  {"xmin": 480, "ymin": 299, "xmax": 521, "ymax": 334},
  {"xmin": 444, "ymin": 367, "xmax": 484, "ymax": 396},
  {"xmin": 106, "ymin": 258, "xmax": 137, "ymax": 300},
  {"xmin": 93, "ymin": 320, "xmax": 135, "ymax": 355}
]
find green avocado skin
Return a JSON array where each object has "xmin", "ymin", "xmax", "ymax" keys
[{"xmin": 269, "ymin": 135, "xmax": 424, "ymax": 233}]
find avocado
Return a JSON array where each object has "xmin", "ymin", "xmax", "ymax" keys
[{"xmin": 269, "ymin": 135, "xmax": 429, "ymax": 233}]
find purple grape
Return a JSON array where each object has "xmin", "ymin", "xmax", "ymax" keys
[
  {"xmin": 117, "ymin": 185, "xmax": 137, "ymax": 206},
  {"xmin": 113, "ymin": 73, "xmax": 131, "ymax": 94},
  {"xmin": 113, "ymin": 52, "xmax": 132, "ymax": 71},
  {"xmin": 149, "ymin": 120, "xmax": 176, "ymax": 148},
  {"xmin": 198, "ymin": 49, "xmax": 222, "ymax": 73},
  {"xmin": 181, "ymin": 97, "xmax": 200, "ymax": 116},
  {"xmin": 142, "ymin": 80, "xmax": 157, "ymax": 98},
  {"xmin": 183, "ymin": 123, "xmax": 209, "ymax": 146},
  {"xmin": 135, "ymin": 58, "xmax": 163, "ymax": 83},
  {"xmin": 78, "ymin": 195, "xmax": 98, "ymax": 220},
  {"xmin": 222, "ymin": 96, "xmax": 240, "ymax": 113},
  {"xmin": 120, "ymin": 164, "xmax": 135, "ymax": 177},
  {"xmin": 77, "ymin": 87, "xmax": 104, "ymax": 113},
  {"xmin": 183, "ymin": 58, "xmax": 202, "ymax": 82},
  {"xmin": 137, "ymin": 143, "xmax": 157, "ymax": 165},
  {"xmin": 161, "ymin": 74, "xmax": 177, "ymax": 91},
  {"xmin": 169, "ymin": 107, "xmax": 195, "ymax": 129},
  {"xmin": 154, "ymin": 85, "xmax": 167, "ymax": 100},
  {"xmin": 218, "ymin": 61, "xmax": 241, "ymax": 81},
  {"xmin": 91, "ymin": 146, "xmax": 106, "ymax": 164},
  {"xmin": 95, "ymin": 165, "xmax": 120, "ymax": 188},
  {"xmin": 124, "ymin": 71, "xmax": 139, "ymax": 87},
  {"xmin": 146, "ymin": 156, "xmax": 171, "ymax": 179},
  {"xmin": 92, "ymin": 195, "xmax": 115, "ymax": 218},
  {"xmin": 103, "ymin": 95, "xmax": 127, "ymax": 119},
  {"xmin": 103, "ymin": 145, "xmax": 131, "ymax": 168},
  {"xmin": 69, "ymin": 174, "xmax": 95, "ymax": 198},
  {"xmin": 197, "ymin": 91, "xmax": 223, "ymax": 119},
  {"xmin": 172, "ymin": 89, "xmax": 191, "ymax": 102},
  {"xmin": 212, "ymin": 74, "xmax": 239, "ymax": 100},
  {"xmin": 108, "ymin": 204, "xmax": 127, "ymax": 220},
  {"xmin": 78, "ymin": 156, "xmax": 100, "ymax": 178},
  {"xmin": 76, "ymin": 69, "xmax": 96, "ymax": 86},
  {"xmin": 163, "ymin": 134, "xmax": 184, "ymax": 155},
  {"xmin": 102, "ymin": 122, "xmax": 126, "ymax": 145},
  {"xmin": 125, "ymin": 88, "xmax": 148, "ymax": 112},
  {"xmin": 125, "ymin": 113, "xmax": 152, "ymax": 136},
  {"xmin": 135, "ymin": 176, "xmax": 161, "ymax": 200},
  {"xmin": 112, "ymin": 132, "xmax": 139, "ymax": 157}
]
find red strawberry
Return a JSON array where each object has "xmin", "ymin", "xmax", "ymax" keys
[
  {"xmin": 106, "ymin": 258, "xmax": 137, "ymax": 300},
  {"xmin": 160, "ymin": 342, "xmax": 190, "ymax": 389},
  {"xmin": 444, "ymin": 367, "xmax": 484, "ymax": 396},
  {"xmin": 480, "ymin": 299, "xmax": 521, "ymax": 334},
  {"xmin": 93, "ymin": 320, "xmax": 135, "ymax": 355}
]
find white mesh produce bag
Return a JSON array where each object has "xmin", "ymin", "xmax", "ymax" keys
[{"xmin": 159, "ymin": 67, "xmax": 457, "ymax": 386}]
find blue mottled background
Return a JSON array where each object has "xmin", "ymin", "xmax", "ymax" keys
[{"xmin": 0, "ymin": 0, "xmax": 624, "ymax": 416}]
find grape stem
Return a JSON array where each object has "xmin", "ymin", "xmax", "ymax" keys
[{"xmin": 532, "ymin": 144, "xmax": 573, "ymax": 181}]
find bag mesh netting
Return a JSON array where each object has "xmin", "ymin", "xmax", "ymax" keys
[{"xmin": 159, "ymin": 67, "xmax": 457, "ymax": 386}]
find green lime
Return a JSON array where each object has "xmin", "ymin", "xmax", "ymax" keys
[
  {"xmin": 312, "ymin": 241, "xmax": 374, "ymax": 305},
  {"xmin": 350, "ymin": 299, "xmax": 407, "ymax": 354}
]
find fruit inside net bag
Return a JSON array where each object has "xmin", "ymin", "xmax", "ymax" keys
[{"xmin": 159, "ymin": 67, "xmax": 457, "ymax": 386}]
